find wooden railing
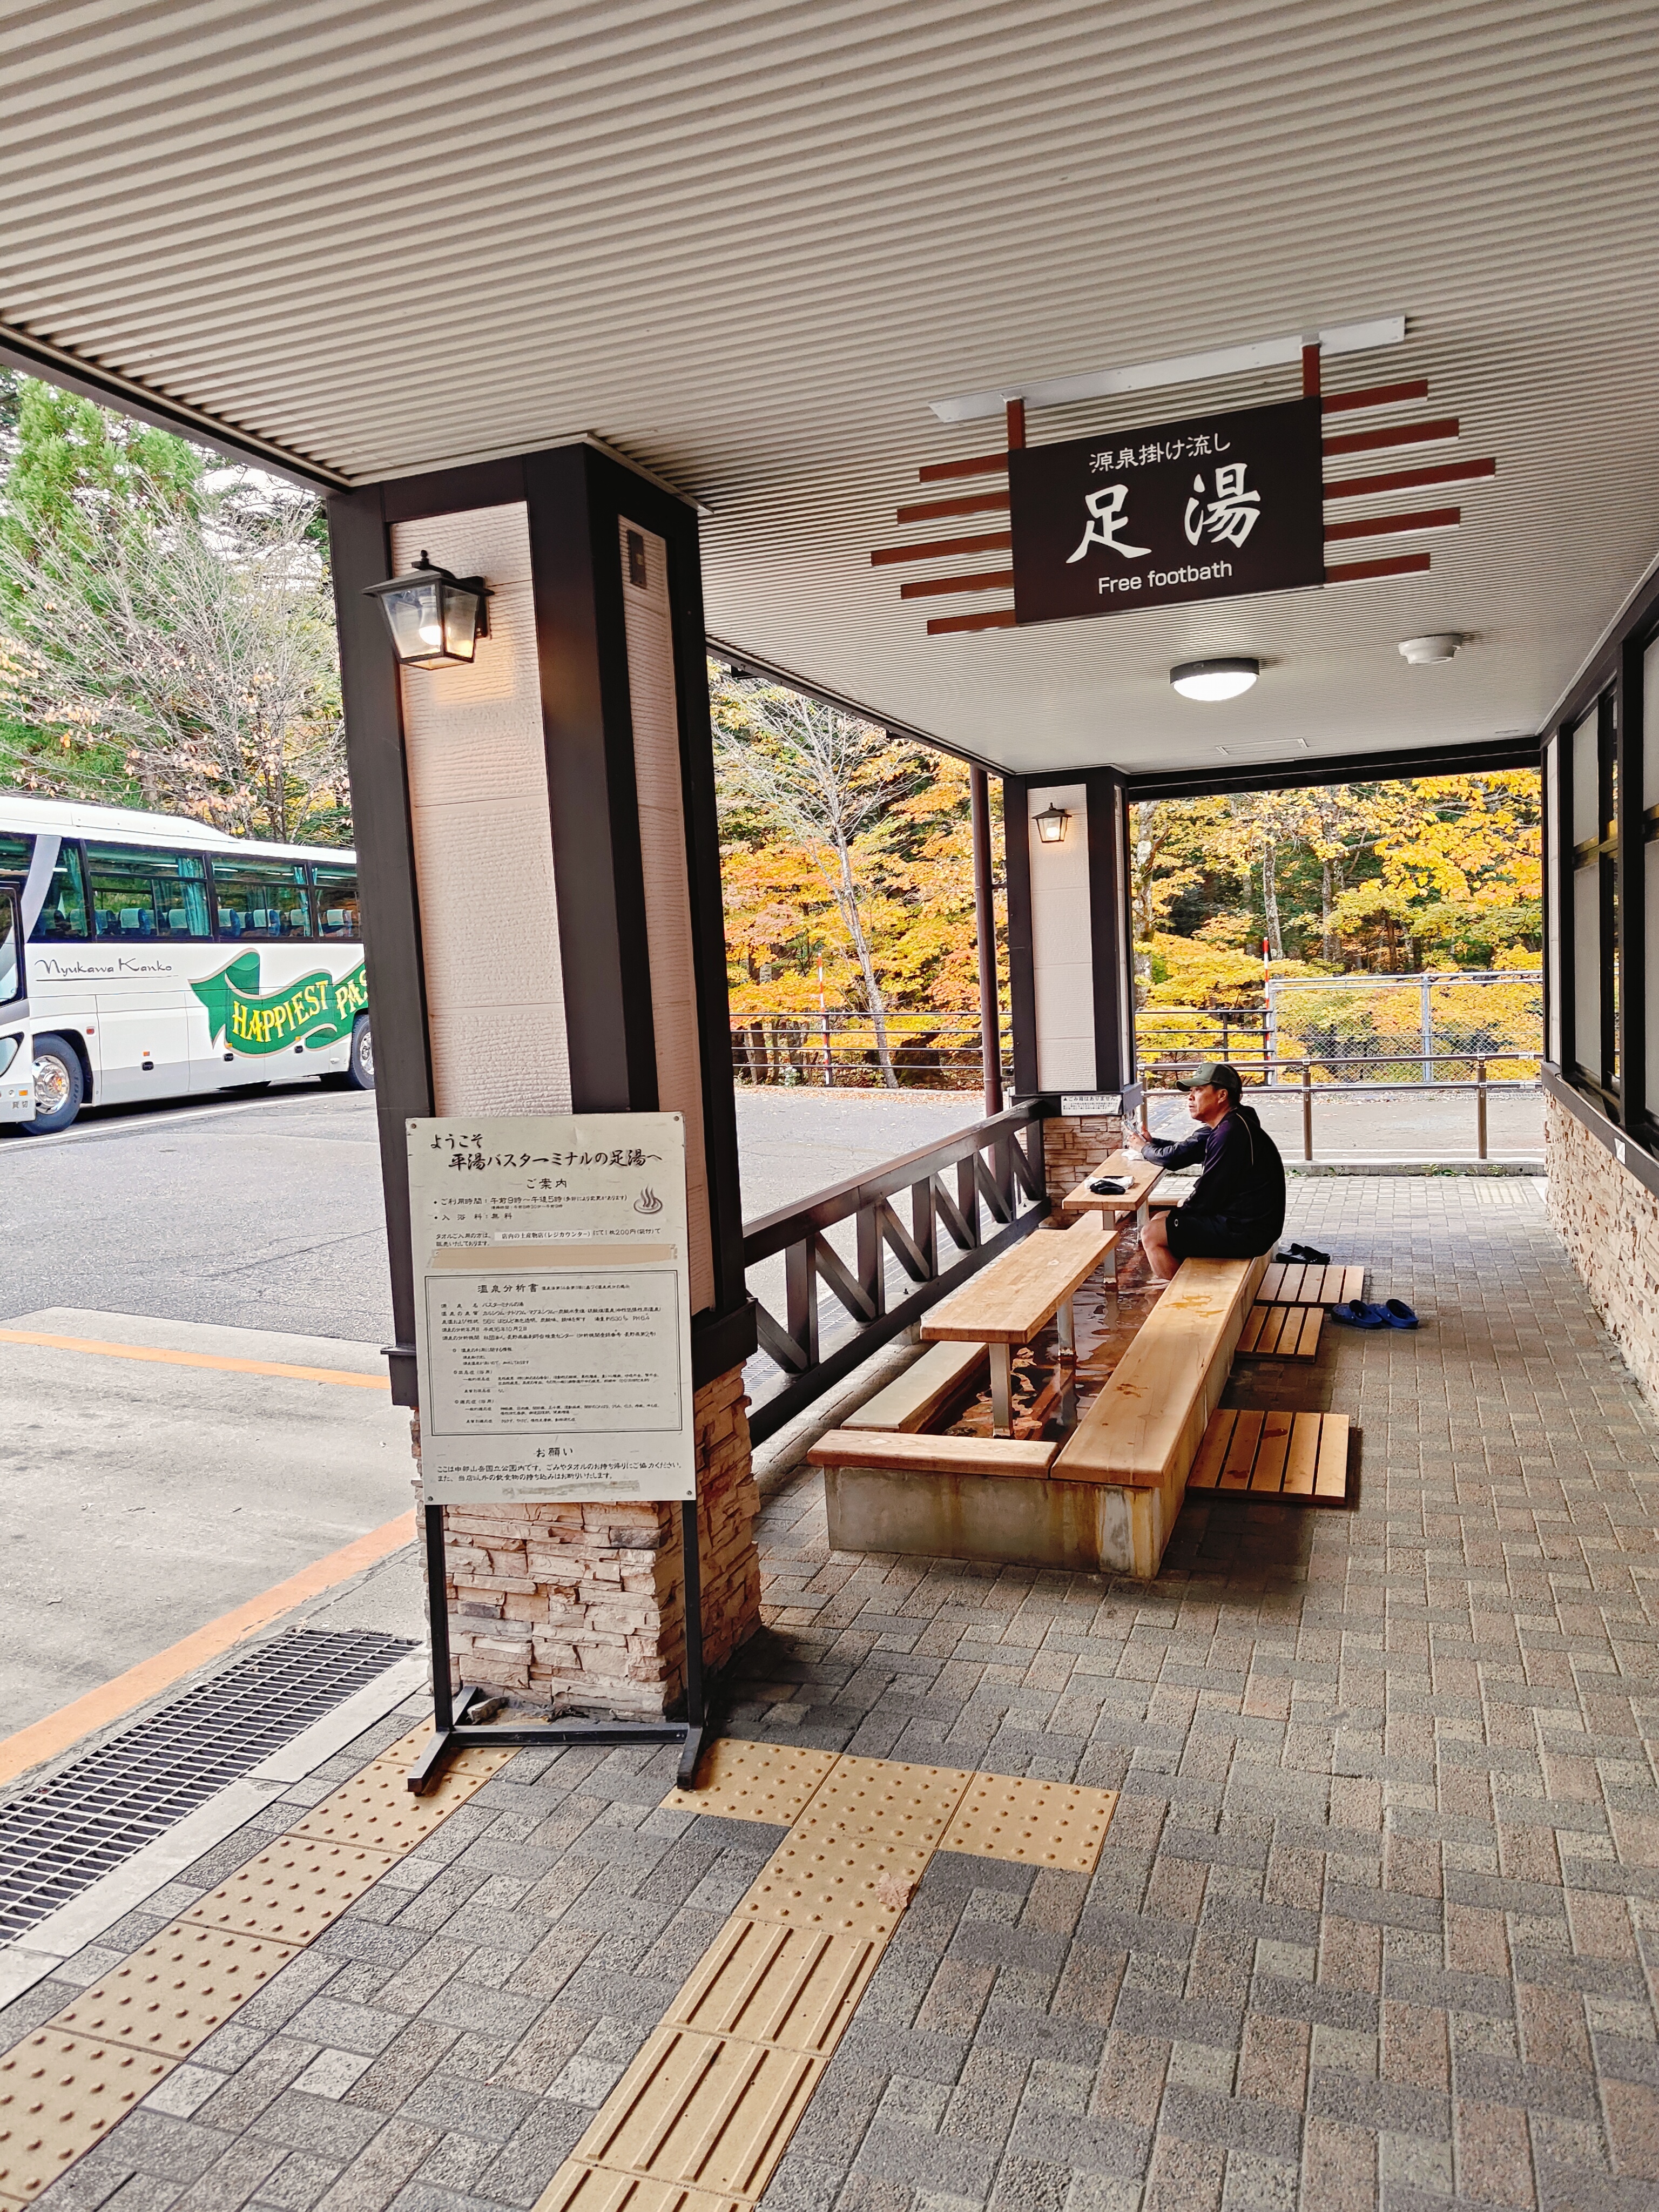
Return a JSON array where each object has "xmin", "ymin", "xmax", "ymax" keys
[{"xmin": 743, "ymin": 1104, "xmax": 1048, "ymax": 1444}]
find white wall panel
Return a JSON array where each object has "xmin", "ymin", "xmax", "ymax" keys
[
  {"xmin": 618, "ymin": 517, "xmax": 714, "ymax": 1313},
  {"xmin": 392, "ymin": 503, "xmax": 571, "ymax": 1117},
  {"xmin": 1028, "ymin": 783, "xmax": 1093, "ymax": 1092}
]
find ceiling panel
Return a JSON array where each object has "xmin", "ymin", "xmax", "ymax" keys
[{"xmin": 2, "ymin": 0, "xmax": 1656, "ymax": 772}]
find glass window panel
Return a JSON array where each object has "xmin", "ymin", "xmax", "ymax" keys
[
  {"xmin": 1572, "ymin": 709, "xmax": 1601, "ymax": 846},
  {"xmin": 0, "ymin": 894, "xmax": 18, "ymax": 1007},
  {"xmin": 30, "ymin": 840, "xmax": 89, "ymax": 940},
  {"xmin": 1546, "ymin": 743, "xmax": 1561, "ymax": 1064},
  {"xmin": 86, "ymin": 845, "xmax": 211, "ymax": 941},
  {"xmin": 209, "ymin": 855, "xmax": 312, "ymax": 940},
  {"xmin": 311, "ymin": 864, "xmax": 360, "ymax": 939},
  {"xmin": 0, "ymin": 832, "xmax": 29, "ymax": 878},
  {"xmin": 1574, "ymin": 867, "xmax": 1602, "ymax": 1077},
  {"xmin": 1645, "ymin": 638, "xmax": 1659, "ymax": 810}
]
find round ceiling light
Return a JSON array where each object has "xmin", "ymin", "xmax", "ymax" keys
[
  {"xmin": 1170, "ymin": 657, "xmax": 1259, "ymax": 703},
  {"xmin": 1398, "ymin": 633, "xmax": 1464, "ymax": 665}
]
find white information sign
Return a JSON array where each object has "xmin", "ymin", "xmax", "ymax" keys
[{"xmin": 406, "ymin": 1112, "xmax": 695, "ymax": 1503}]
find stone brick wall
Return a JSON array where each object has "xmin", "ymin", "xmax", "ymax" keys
[
  {"xmin": 420, "ymin": 1363, "xmax": 760, "ymax": 1718},
  {"xmin": 1544, "ymin": 1092, "xmax": 1659, "ymax": 1411},
  {"xmin": 1042, "ymin": 1110, "xmax": 1128, "ymax": 1197}
]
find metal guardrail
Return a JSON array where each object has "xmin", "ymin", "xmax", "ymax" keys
[
  {"xmin": 1143, "ymin": 1051, "xmax": 1541, "ymax": 1161},
  {"xmin": 742, "ymin": 1104, "xmax": 1048, "ymax": 1443},
  {"xmin": 730, "ymin": 1009, "xmax": 1010, "ymax": 1090}
]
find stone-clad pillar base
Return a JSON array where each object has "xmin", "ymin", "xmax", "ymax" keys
[
  {"xmin": 417, "ymin": 1365, "xmax": 760, "ymax": 1718},
  {"xmin": 1042, "ymin": 1109, "xmax": 1128, "ymax": 1197}
]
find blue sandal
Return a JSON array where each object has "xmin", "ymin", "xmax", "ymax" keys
[
  {"xmin": 1381, "ymin": 1299, "xmax": 1419, "ymax": 1328},
  {"xmin": 1331, "ymin": 1299, "xmax": 1385, "ymax": 1328}
]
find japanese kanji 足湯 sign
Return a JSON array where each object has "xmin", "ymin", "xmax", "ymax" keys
[{"xmin": 1008, "ymin": 396, "xmax": 1324, "ymax": 625}]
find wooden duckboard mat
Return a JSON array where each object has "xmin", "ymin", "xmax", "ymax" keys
[
  {"xmin": 1186, "ymin": 1408, "xmax": 1351, "ymax": 1505},
  {"xmin": 1259, "ymin": 1262, "xmax": 1364, "ymax": 1306},
  {"xmin": 1237, "ymin": 1305, "xmax": 1324, "ymax": 1360}
]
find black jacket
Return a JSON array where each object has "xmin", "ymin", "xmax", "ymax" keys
[{"xmin": 1141, "ymin": 1103, "xmax": 1285, "ymax": 1236}]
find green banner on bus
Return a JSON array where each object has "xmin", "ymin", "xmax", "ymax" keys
[{"xmin": 192, "ymin": 953, "xmax": 368, "ymax": 1054}]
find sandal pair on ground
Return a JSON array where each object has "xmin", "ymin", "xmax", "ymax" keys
[{"xmin": 1332, "ymin": 1297, "xmax": 1419, "ymax": 1329}]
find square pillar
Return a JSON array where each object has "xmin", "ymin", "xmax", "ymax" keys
[
  {"xmin": 328, "ymin": 442, "xmax": 759, "ymax": 1717},
  {"xmin": 1004, "ymin": 767, "xmax": 1136, "ymax": 1186}
]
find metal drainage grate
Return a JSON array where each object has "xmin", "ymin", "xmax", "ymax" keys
[{"xmin": 0, "ymin": 1627, "xmax": 416, "ymax": 1940}]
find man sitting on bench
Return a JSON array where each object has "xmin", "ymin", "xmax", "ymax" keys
[{"xmin": 1124, "ymin": 1061, "xmax": 1285, "ymax": 1282}]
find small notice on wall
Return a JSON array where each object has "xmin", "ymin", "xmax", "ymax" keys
[{"xmin": 406, "ymin": 1113, "xmax": 695, "ymax": 1503}]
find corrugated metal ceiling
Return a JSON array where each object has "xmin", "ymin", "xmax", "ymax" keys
[{"xmin": 2, "ymin": 0, "xmax": 1657, "ymax": 773}]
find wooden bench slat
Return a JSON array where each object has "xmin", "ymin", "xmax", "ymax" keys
[
  {"xmin": 1262, "ymin": 1263, "xmax": 1285, "ymax": 1302},
  {"xmin": 1238, "ymin": 1306, "xmax": 1267, "ymax": 1354},
  {"xmin": 1050, "ymin": 1253, "xmax": 1268, "ymax": 1491},
  {"xmin": 1341, "ymin": 1265, "xmax": 1365, "ymax": 1303},
  {"xmin": 1282, "ymin": 1412, "xmax": 1321, "ymax": 1495},
  {"xmin": 1061, "ymin": 1152, "xmax": 1165, "ymax": 1219},
  {"xmin": 1314, "ymin": 1413, "xmax": 1351, "ymax": 1499},
  {"xmin": 1251, "ymin": 1410, "xmax": 1294, "ymax": 1492},
  {"xmin": 923, "ymin": 1215, "xmax": 1112, "ymax": 1343},
  {"xmin": 1299, "ymin": 1308, "xmax": 1324, "ymax": 1358},
  {"xmin": 1188, "ymin": 1410, "xmax": 1236, "ymax": 1489},
  {"xmin": 1219, "ymin": 1410, "xmax": 1264, "ymax": 1489},
  {"xmin": 843, "ymin": 1340, "xmax": 987, "ymax": 1432},
  {"xmin": 809, "ymin": 1428, "xmax": 1058, "ymax": 1478}
]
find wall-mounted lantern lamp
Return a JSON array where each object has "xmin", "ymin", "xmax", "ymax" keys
[
  {"xmin": 363, "ymin": 553, "xmax": 492, "ymax": 669},
  {"xmin": 1034, "ymin": 802, "xmax": 1071, "ymax": 845}
]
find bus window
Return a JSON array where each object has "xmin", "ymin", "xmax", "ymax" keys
[
  {"xmin": 312, "ymin": 863, "xmax": 360, "ymax": 939},
  {"xmin": 87, "ymin": 845, "xmax": 212, "ymax": 941},
  {"xmin": 209, "ymin": 857, "xmax": 312, "ymax": 940},
  {"xmin": 0, "ymin": 893, "xmax": 17, "ymax": 1006},
  {"xmin": 0, "ymin": 833, "xmax": 90, "ymax": 938}
]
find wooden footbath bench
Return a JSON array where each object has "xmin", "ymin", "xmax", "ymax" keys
[{"xmin": 809, "ymin": 1235, "xmax": 1270, "ymax": 1579}]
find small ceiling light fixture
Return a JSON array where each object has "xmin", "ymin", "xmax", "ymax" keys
[
  {"xmin": 1398, "ymin": 633, "xmax": 1463, "ymax": 666},
  {"xmin": 1171, "ymin": 657, "xmax": 1259, "ymax": 703},
  {"xmin": 363, "ymin": 552, "xmax": 492, "ymax": 669},
  {"xmin": 1034, "ymin": 802, "xmax": 1071, "ymax": 845}
]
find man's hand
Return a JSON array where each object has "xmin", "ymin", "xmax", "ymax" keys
[{"xmin": 1122, "ymin": 1127, "xmax": 1147, "ymax": 1157}]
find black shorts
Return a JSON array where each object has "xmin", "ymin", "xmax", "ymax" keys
[{"xmin": 1164, "ymin": 1208, "xmax": 1277, "ymax": 1262}]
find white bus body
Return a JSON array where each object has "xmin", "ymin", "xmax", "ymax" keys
[{"xmin": 0, "ymin": 795, "xmax": 372, "ymax": 1135}]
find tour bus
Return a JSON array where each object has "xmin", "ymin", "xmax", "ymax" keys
[{"xmin": 0, "ymin": 795, "xmax": 372, "ymax": 1135}]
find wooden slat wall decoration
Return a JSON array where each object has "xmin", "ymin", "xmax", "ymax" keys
[
  {"xmin": 1186, "ymin": 1411, "xmax": 1350, "ymax": 1505},
  {"xmin": 876, "ymin": 370, "xmax": 1494, "ymax": 630}
]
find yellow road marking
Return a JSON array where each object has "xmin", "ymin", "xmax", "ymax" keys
[
  {"xmin": 0, "ymin": 1327, "xmax": 390, "ymax": 1388},
  {"xmin": 0, "ymin": 1512, "xmax": 416, "ymax": 1789}
]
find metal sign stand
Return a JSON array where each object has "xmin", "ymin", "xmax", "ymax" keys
[{"xmin": 408, "ymin": 1493, "xmax": 710, "ymax": 1794}]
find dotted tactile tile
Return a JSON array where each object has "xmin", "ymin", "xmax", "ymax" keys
[
  {"xmin": 536, "ymin": 2161, "xmax": 745, "ymax": 2212},
  {"xmin": 574, "ymin": 2026, "xmax": 820, "ymax": 2204},
  {"xmin": 290, "ymin": 1749, "xmax": 505, "ymax": 1852},
  {"xmin": 183, "ymin": 1833, "xmax": 396, "ymax": 1944},
  {"xmin": 660, "ymin": 1739, "xmax": 839, "ymax": 1826},
  {"xmin": 665, "ymin": 1918, "xmax": 882, "ymax": 2055},
  {"xmin": 939, "ymin": 1776, "xmax": 1118, "ymax": 1872},
  {"xmin": 785, "ymin": 1757, "xmax": 972, "ymax": 1851},
  {"xmin": 50, "ymin": 1922, "xmax": 298, "ymax": 2058},
  {"xmin": 0, "ymin": 2031, "xmax": 172, "ymax": 2202},
  {"xmin": 734, "ymin": 1830, "xmax": 932, "ymax": 1938}
]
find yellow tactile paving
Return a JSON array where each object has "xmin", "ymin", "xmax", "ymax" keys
[
  {"xmin": 939, "ymin": 1775, "xmax": 1118, "ymax": 1872},
  {"xmin": 660, "ymin": 1738, "xmax": 838, "ymax": 1826},
  {"xmin": 289, "ymin": 1749, "xmax": 508, "ymax": 1852},
  {"xmin": 183, "ymin": 1833, "xmax": 399, "ymax": 1944},
  {"xmin": 0, "ymin": 2031, "xmax": 172, "ymax": 2202},
  {"xmin": 539, "ymin": 2169, "xmax": 745, "ymax": 2212},
  {"xmin": 665, "ymin": 1919, "xmax": 882, "ymax": 2055},
  {"xmin": 573, "ymin": 2027, "xmax": 821, "ymax": 2204},
  {"xmin": 787, "ymin": 1756, "xmax": 970, "ymax": 1846},
  {"xmin": 736, "ymin": 1825, "xmax": 934, "ymax": 1939},
  {"xmin": 51, "ymin": 1923, "xmax": 299, "ymax": 2058}
]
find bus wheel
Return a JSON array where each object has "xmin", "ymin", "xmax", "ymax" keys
[
  {"xmin": 346, "ymin": 1016, "xmax": 373, "ymax": 1090},
  {"xmin": 18, "ymin": 1035, "xmax": 84, "ymax": 1135}
]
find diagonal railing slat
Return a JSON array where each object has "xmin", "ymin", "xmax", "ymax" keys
[{"xmin": 744, "ymin": 1106, "xmax": 1048, "ymax": 1444}]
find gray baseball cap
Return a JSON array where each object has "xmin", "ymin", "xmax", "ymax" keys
[{"xmin": 1185, "ymin": 1061, "xmax": 1242, "ymax": 1098}]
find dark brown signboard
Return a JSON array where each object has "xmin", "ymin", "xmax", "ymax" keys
[{"xmin": 1008, "ymin": 396, "xmax": 1324, "ymax": 625}]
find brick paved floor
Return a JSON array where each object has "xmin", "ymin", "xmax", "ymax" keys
[{"xmin": 9, "ymin": 1177, "xmax": 1659, "ymax": 2212}]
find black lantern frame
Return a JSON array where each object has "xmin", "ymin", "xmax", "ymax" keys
[
  {"xmin": 1034, "ymin": 802, "xmax": 1071, "ymax": 845},
  {"xmin": 363, "ymin": 552, "xmax": 493, "ymax": 669}
]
